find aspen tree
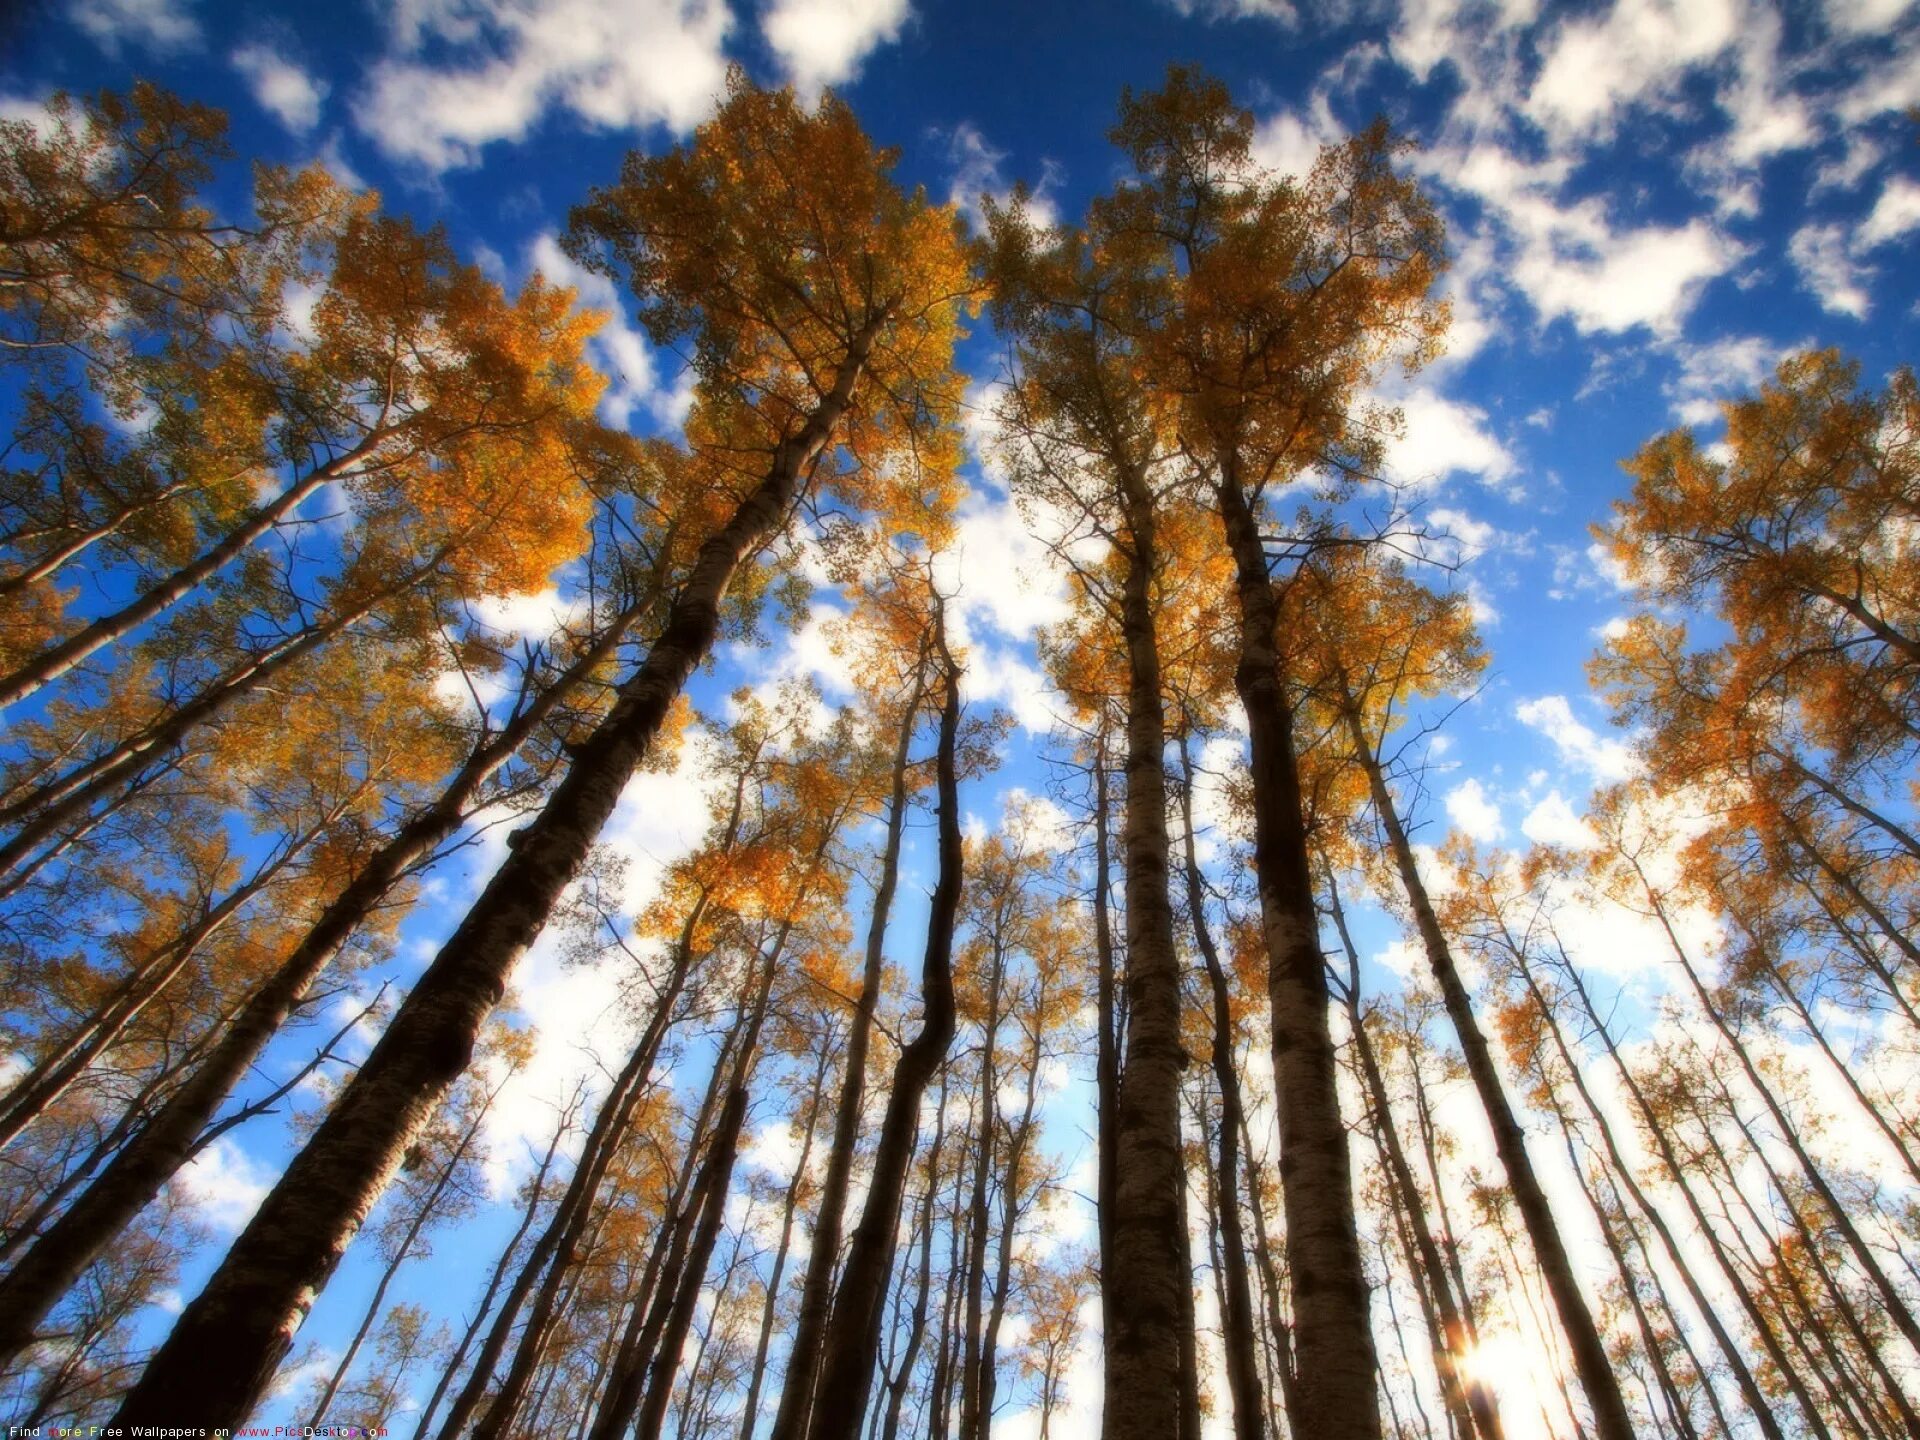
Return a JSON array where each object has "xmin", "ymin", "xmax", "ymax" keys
[{"xmin": 111, "ymin": 77, "xmax": 966, "ymax": 1427}]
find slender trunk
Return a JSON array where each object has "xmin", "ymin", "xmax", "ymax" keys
[
  {"xmin": 1100, "ymin": 454, "xmax": 1193, "ymax": 1440},
  {"xmin": 412, "ymin": 1089, "xmax": 577, "ymax": 1440},
  {"xmin": 0, "ymin": 476, "xmax": 202, "ymax": 603},
  {"xmin": 769, "ymin": 649, "xmax": 927, "ymax": 1440},
  {"xmin": 1091, "ymin": 724, "xmax": 1120, "ymax": 1349},
  {"xmin": 928, "ymin": 1109, "xmax": 971, "ymax": 1440},
  {"xmin": 1767, "ymin": 745, "xmax": 1920, "ymax": 864},
  {"xmin": 0, "ymin": 575, "xmax": 402, "ymax": 894},
  {"xmin": 632, "ymin": 999, "xmax": 769, "ymax": 1440},
  {"xmin": 975, "ymin": 980, "xmax": 1047, "ymax": 1440},
  {"xmin": 878, "ymin": 1066, "xmax": 948, "ymax": 1440},
  {"xmin": 802, "ymin": 603, "xmax": 963, "ymax": 1440},
  {"xmin": 1378, "ymin": 1159, "xmax": 1462, "ymax": 1440},
  {"xmin": 0, "ymin": 790, "xmax": 355, "ymax": 1154},
  {"xmin": 1639, "ymin": 867, "xmax": 1920, "ymax": 1366},
  {"xmin": 1535, "ymin": 1076, "xmax": 1700, "ymax": 1440},
  {"xmin": 595, "ymin": 934, "xmax": 784, "ymax": 1440},
  {"xmin": 1799, "ymin": 878, "xmax": 1920, "ymax": 1038},
  {"xmin": 738, "ymin": 1042, "xmax": 835, "ymax": 1440},
  {"xmin": 1177, "ymin": 735, "xmax": 1266, "ymax": 1440},
  {"xmin": 1691, "ymin": 1087, "xmax": 1870, "ymax": 1437},
  {"xmin": 107, "ymin": 324, "xmax": 880, "ymax": 1429},
  {"xmin": 1713, "ymin": 1071, "xmax": 1920, "ymax": 1438},
  {"xmin": 456, "ymin": 900, "xmax": 710, "ymax": 1440},
  {"xmin": 957, "ymin": 932, "xmax": 1006, "ymax": 1440},
  {"xmin": 1216, "ymin": 469, "xmax": 1377, "ymax": 1440},
  {"xmin": 0, "ymin": 606, "xmax": 641, "ymax": 1363},
  {"xmin": 1342, "ymin": 697, "xmax": 1632, "ymax": 1440},
  {"xmin": 1374, "ymin": 1227, "xmax": 1438, "ymax": 1440},
  {"xmin": 1237, "ymin": 1103, "xmax": 1298, "ymax": 1426},
  {"xmin": 1535, "ymin": 932, "xmax": 1814, "ymax": 1440},
  {"xmin": 308, "ymin": 1077, "xmax": 499, "ymax": 1427},
  {"xmin": 1742, "ymin": 931, "xmax": 1920, "ymax": 1187},
  {"xmin": 0, "ymin": 437, "xmax": 379, "ymax": 710},
  {"xmin": 1783, "ymin": 809, "xmax": 1920, "ymax": 973},
  {"xmin": 1327, "ymin": 874, "xmax": 1502, "ymax": 1440}
]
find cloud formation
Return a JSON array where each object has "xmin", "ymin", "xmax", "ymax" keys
[
  {"xmin": 231, "ymin": 42, "xmax": 329, "ymax": 132},
  {"xmin": 355, "ymin": 0, "xmax": 732, "ymax": 170}
]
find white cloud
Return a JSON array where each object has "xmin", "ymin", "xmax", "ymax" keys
[
  {"xmin": 174, "ymin": 1136, "xmax": 275, "ymax": 1232},
  {"xmin": 762, "ymin": 0, "xmax": 910, "ymax": 97},
  {"xmin": 1444, "ymin": 777, "xmax": 1505, "ymax": 842},
  {"xmin": 1521, "ymin": 789, "xmax": 1596, "ymax": 849},
  {"xmin": 528, "ymin": 233, "xmax": 689, "ymax": 431},
  {"xmin": 1382, "ymin": 388, "xmax": 1515, "ymax": 487},
  {"xmin": 1422, "ymin": 145, "xmax": 1741, "ymax": 338},
  {"xmin": 1836, "ymin": 32, "xmax": 1920, "ymax": 123},
  {"xmin": 71, "ymin": 0, "xmax": 199, "ymax": 52},
  {"xmin": 1788, "ymin": 221, "xmax": 1873, "ymax": 318},
  {"xmin": 1514, "ymin": 694, "xmax": 1640, "ymax": 783},
  {"xmin": 355, "ymin": 0, "xmax": 730, "ymax": 171},
  {"xmin": 1251, "ymin": 106, "xmax": 1330, "ymax": 178},
  {"xmin": 231, "ymin": 43, "xmax": 329, "ymax": 133},
  {"xmin": 1664, "ymin": 333, "xmax": 1795, "ymax": 424},
  {"xmin": 1526, "ymin": 0, "xmax": 1741, "ymax": 143},
  {"xmin": 1859, "ymin": 175, "xmax": 1920, "ymax": 248},
  {"xmin": 942, "ymin": 123, "xmax": 1059, "ymax": 234},
  {"xmin": 1825, "ymin": 0, "xmax": 1916, "ymax": 35},
  {"xmin": 1507, "ymin": 210, "xmax": 1739, "ymax": 337},
  {"xmin": 949, "ymin": 483, "xmax": 1072, "ymax": 641},
  {"xmin": 960, "ymin": 640, "xmax": 1057, "ymax": 735}
]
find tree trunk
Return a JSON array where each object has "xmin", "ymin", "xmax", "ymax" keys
[
  {"xmin": 0, "ymin": 602, "xmax": 640, "ymax": 1363},
  {"xmin": 801, "ymin": 600, "xmax": 963, "ymax": 1440},
  {"xmin": 307, "ymin": 1077, "xmax": 499, "ymax": 1427},
  {"xmin": 1215, "ymin": 468, "xmax": 1378, "ymax": 1440},
  {"xmin": 1639, "ymin": 865, "xmax": 1920, "ymax": 1367},
  {"xmin": 877, "ymin": 1066, "xmax": 948, "ymax": 1440},
  {"xmin": 1091, "ymin": 722, "xmax": 1120, "ymax": 1353},
  {"xmin": 108, "ymin": 323, "xmax": 880, "ymax": 1431},
  {"xmin": 1340, "ymin": 694, "xmax": 1633, "ymax": 1440},
  {"xmin": 0, "ymin": 787, "xmax": 359, "ymax": 1155},
  {"xmin": 1177, "ymin": 734, "xmax": 1266, "ymax": 1440},
  {"xmin": 768, "ymin": 646, "xmax": 927, "ymax": 1440},
  {"xmin": 738, "ymin": 1039, "xmax": 834, "ymax": 1440},
  {"xmin": 1528, "ymin": 931, "xmax": 1807, "ymax": 1440},
  {"xmin": 454, "ymin": 895, "xmax": 712, "ymax": 1440},
  {"xmin": 1101, "ymin": 455, "xmax": 1194, "ymax": 1440},
  {"xmin": 0, "ymin": 436, "xmax": 379, "ymax": 710},
  {"xmin": 957, "ymin": 929, "xmax": 1006, "ymax": 1440},
  {"xmin": 593, "ymin": 930, "xmax": 783, "ymax": 1440},
  {"xmin": 1326, "ymin": 872, "xmax": 1502, "ymax": 1440},
  {"xmin": 412, "ymin": 1087, "xmax": 577, "ymax": 1440},
  {"xmin": 974, "ymin": 970, "xmax": 1047, "ymax": 1440},
  {"xmin": 0, "ymin": 569, "xmax": 408, "ymax": 894},
  {"xmin": 632, "ymin": 1021, "xmax": 765, "ymax": 1440}
]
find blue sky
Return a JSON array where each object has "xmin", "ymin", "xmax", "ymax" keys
[{"xmin": 8, "ymin": 0, "xmax": 1920, "ymax": 1432}]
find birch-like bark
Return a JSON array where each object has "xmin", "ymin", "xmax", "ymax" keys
[
  {"xmin": 1339, "ymin": 692, "xmax": 1633, "ymax": 1440},
  {"xmin": 109, "ymin": 320, "xmax": 883, "ymax": 1431},
  {"xmin": 1216, "ymin": 467, "xmax": 1377, "ymax": 1440},
  {"xmin": 802, "ymin": 600, "xmax": 962, "ymax": 1440},
  {"xmin": 0, "ymin": 601, "xmax": 642, "ymax": 1363},
  {"xmin": 767, "ymin": 645, "xmax": 927, "ymax": 1440}
]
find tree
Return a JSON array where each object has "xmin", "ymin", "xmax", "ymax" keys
[
  {"xmin": 1115, "ymin": 66, "xmax": 1443, "ymax": 1440},
  {"xmin": 108, "ymin": 75, "xmax": 968, "ymax": 1428},
  {"xmin": 1298, "ymin": 548, "xmax": 1635, "ymax": 1439}
]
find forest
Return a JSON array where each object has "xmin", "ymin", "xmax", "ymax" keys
[{"xmin": 0, "ymin": 47, "xmax": 1916, "ymax": 1440}]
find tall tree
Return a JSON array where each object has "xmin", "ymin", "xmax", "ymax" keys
[
  {"xmin": 800, "ymin": 588, "xmax": 965, "ymax": 1440},
  {"xmin": 109, "ymin": 76, "xmax": 968, "ymax": 1428}
]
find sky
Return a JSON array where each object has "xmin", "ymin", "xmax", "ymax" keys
[{"xmin": 6, "ymin": 0, "xmax": 1920, "ymax": 1433}]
